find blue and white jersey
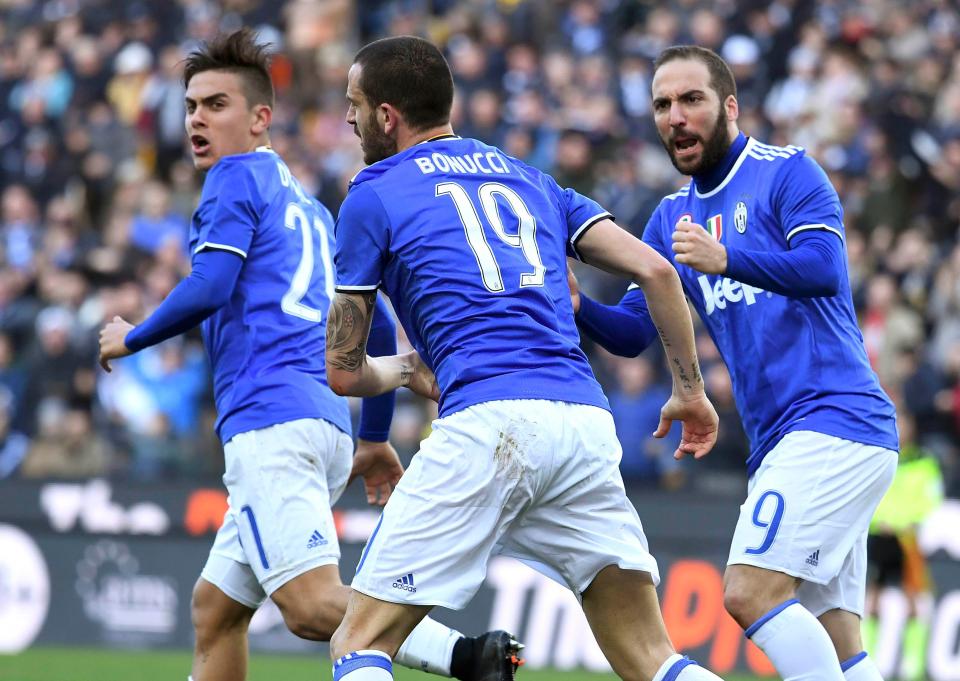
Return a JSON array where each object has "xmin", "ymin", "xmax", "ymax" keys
[
  {"xmin": 643, "ymin": 137, "xmax": 897, "ymax": 475},
  {"xmin": 190, "ymin": 147, "xmax": 350, "ymax": 443},
  {"xmin": 335, "ymin": 136, "xmax": 609, "ymax": 417}
]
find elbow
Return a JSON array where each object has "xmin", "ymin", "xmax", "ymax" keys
[
  {"xmin": 810, "ymin": 271, "xmax": 842, "ymax": 297},
  {"xmin": 326, "ymin": 366, "xmax": 358, "ymax": 396},
  {"xmin": 632, "ymin": 252, "xmax": 676, "ymax": 287}
]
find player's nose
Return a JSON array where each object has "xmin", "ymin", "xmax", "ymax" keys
[
  {"xmin": 668, "ymin": 102, "xmax": 686, "ymax": 127},
  {"xmin": 188, "ymin": 108, "xmax": 207, "ymax": 130}
]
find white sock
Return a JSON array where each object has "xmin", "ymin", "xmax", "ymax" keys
[
  {"xmin": 333, "ymin": 650, "xmax": 393, "ymax": 681},
  {"xmin": 652, "ymin": 653, "xmax": 726, "ymax": 681},
  {"xmin": 842, "ymin": 652, "xmax": 884, "ymax": 681},
  {"xmin": 747, "ymin": 600, "xmax": 844, "ymax": 681},
  {"xmin": 393, "ymin": 616, "xmax": 462, "ymax": 676}
]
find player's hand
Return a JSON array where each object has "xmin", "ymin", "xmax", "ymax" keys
[
  {"xmin": 401, "ymin": 350, "xmax": 440, "ymax": 402},
  {"xmin": 654, "ymin": 392, "xmax": 719, "ymax": 460},
  {"xmin": 350, "ymin": 439, "xmax": 404, "ymax": 506},
  {"xmin": 672, "ymin": 221, "xmax": 727, "ymax": 274},
  {"xmin": 567, "ymin": 261, "xmax": 581, "ymax": 313},
  {"xmin": 98, "ymin": 316, "xmax": 135, "ymax": 372}
]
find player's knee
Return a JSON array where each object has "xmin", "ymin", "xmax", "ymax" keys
[
  {"xmin": 722, "ymin": 580, "xmax": 755, "ymax": 627},
  {"xmin": 191, "ymin": 579, "xmax": 252, "ymax": 646},
  {"xmin": 723, "ymin": 567, "xmax": 796, "ymax": 629},
  {"xmin": 279, "ymin": 599, "xmax": 342, "ymax": 641}
]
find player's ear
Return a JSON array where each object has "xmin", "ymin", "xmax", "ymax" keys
[
  {"xmin": 251, "ymin": 104, "xmax": 272, "ymax": 136},
  {"xmin": 724, "ymin": 94, "xmax": 739, "ymax": 122},
  {"xmin": 379, "ymin": 103, "xmax": 401, "ymax": 135}
]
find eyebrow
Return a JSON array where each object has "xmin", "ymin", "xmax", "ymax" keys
[
  {"xmin": 652, "ymin": 89, "xmax": 706, "ymax": 108},
  {"xmin": 185, "ymin": 92, "xmax": 229, "ymax": 106}
]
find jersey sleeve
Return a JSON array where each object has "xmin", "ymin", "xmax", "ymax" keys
[
  {"xmin": 575, "ymin": 285, "xmax": 657, "ymax": 358},
  {"xmin": 193, "ymin": 158, "xmax": 261, "ymax": 259},
  {"xmin": 334, "ymin": 183, "xmax": 390, "ymax": 293},
  {"xmin": 545, "ymin": 180, "xmax": 612, "ymax": 260},
  {"xmin": 641, "ymin": 203, "xmax": 671, "ymax": 260},
  {"xmin": 774, "ymin": 153, "xmax": 844, "ymax": 244}
]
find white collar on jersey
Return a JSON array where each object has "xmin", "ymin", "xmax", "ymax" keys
[
  {"xmin": 694, "ymin": 137, "xmax": 756, "ymax": 199},
  {"xmin": 255, "ymin": 145, "xmax": 275, "ymax": 153}
]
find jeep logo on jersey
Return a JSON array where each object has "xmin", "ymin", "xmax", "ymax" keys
[
  {"xmin": 698, "ymin": 275, "xmax": 765, "ymax": 315},
  {"xmin": 734, "ymin": 202, "xmax": 747, "ymax": 233}
]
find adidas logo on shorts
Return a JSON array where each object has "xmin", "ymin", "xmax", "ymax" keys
[
  {"xmin": 805, "ymin": 549, "xmax": 820, "ymax": 567},
  {"xmin": 392, "ymin": 573, "xmax": 417, "ymax": 593},
  {"xmin": 307, "ymin": 530, "xmax": 328, "ymax": 549}
]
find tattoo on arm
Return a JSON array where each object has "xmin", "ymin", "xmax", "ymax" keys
[
  {"xmin": 656, "ymin": 324, "xmax": 671, "ymax": 347},
  {"xmin": 399, "ymin": 363, "xmax": 413, "ymax": 386},
  {"xmin": 672, "ymin": 357, "xmax": 694, "ymax": 392},
  {"xmin": 326, "ymin": 292, "xmax": 376, "ymax": 372}
]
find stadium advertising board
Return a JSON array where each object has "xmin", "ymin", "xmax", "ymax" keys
[{"xmin": 1, "ymin": 481, "xmax": 958, "ymax": 678}]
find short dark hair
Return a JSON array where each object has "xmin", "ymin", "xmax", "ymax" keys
[
  {"xmin": 353, "ymin": 36, "xmax": 454, "ymax": 131},
  {"xmin": 654, "ymin": 45, "xmax": 737, "ymax": 103},
  {"xmin": 183, "ymin": 28, "xmax": 274, "ymax": 108}
]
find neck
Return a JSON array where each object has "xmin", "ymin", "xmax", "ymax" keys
[
  {"xmin": 398, "ymin": 124, "xmax": 456, "ymax": 153},
  {"xmin": 693, "ymin": 130, "xmax": 746, "ymax": 193}
]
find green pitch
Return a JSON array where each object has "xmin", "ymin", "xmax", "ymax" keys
[{"xmin": 0, "ymin": 648, "xmax": 761, "ymax": 681}]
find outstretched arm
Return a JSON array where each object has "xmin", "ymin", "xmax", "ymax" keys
[
  {"xmin": 569, "ymin": 265, "xmax": 657, "ymax": 357},
  {"xmin": 356, "ymin": 296, "xmax": 398, "ymax": 442},
  {"xmin": 576, "ymin": 219, "xmax": 717, "ymax": 458},
  {"xmin": 352, "ymin": 296, "xmax": 404, "ymax": 507},
  {"xmin": 325, "ymin": 291, "xmax": 438, "ymax": 401},
  {"xmin": 99, "ymin": 249, "xmax": 243, "ymax": 371}
]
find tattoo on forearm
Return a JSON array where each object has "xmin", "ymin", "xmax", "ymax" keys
[
  {"xmin": 326, "ymin": 292, "xmax": 376, "ymax": 372},
  {"xmin": 672, "ymin": 357, "xmax": 694, "ymax": 392},
  {"xmin": 399, "ymin": 363, "xmax": 413, "ymax": 386},
  {"xmin": 691, "ymin": 361, "xmax": 702, "ymax": 387},
  {"xmin": 656, "ymin": 325, "xmax": 671, "ymax": 347}
]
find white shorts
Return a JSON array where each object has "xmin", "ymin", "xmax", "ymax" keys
[
  {"xmin": 351, "ymin": 400, "xmax": 658, "ymax": 610},
  {"xmin": 728, "ymin": 430, "xmax": 897, "ymax": 616},
  {"xmin": 200, "ymin": 418, "xmax": 353, "ymax": 609}
]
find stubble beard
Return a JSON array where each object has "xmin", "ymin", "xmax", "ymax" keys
[{"xmin": 361, "ymin": 111, "xmax": 398, "ymax": 165}]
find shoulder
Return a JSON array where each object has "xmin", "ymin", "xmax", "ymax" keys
[
  {"xmin": 745, "ymin": 139, "xmax": 821, "ymax": 180},
  {"xmin": 661, "ymin": 183, "xmax": 692, "ymax": 203},
  {"xmin": 202, "ymin": 154, "xmax": 266, "ymax": 201},
  {"xmin": 339, "ymin": 181, "xmax": 388, "ymax": 222},
  {"xmin": 652, "ymin": 183, "xmax": 692, "ymax": 224},
  {"xmin": 746, "ymin": 138, "xmax": 805, "ymax": 162}
]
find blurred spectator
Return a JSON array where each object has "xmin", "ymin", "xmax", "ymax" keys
[
  {"xmin": 130, "ymin": 180, "xmax": 188, "ymax": 256},
  {"xmin": 20, "ymin": 400, "xmax": 111, "ymax": 478},
  {"xmin": 607, "ymin": 356, "xmax": 684, "ymax": 489},
  {"xmin": 0, "ymin": 0, "xmax": 954, "ymax": 490},
  {"xmin": 0, "ymin": 385, "xmax": 29, "ymax": 478},
  {"xmin": 21, "ymin": 307, "xmax": 92, "ymax": 437},
  {"xmin": 861, "ymin": 272, "xmax": 923, "ymax": 387}
]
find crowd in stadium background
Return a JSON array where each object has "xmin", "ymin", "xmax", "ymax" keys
[{"xmin": 0, "ymin": 0, "xmax": 958, "ymax": 499}]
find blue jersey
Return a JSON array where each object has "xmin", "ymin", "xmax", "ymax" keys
[
  {"xmin": 189, "ymin": 147, "xmax": 350, "ymax": 443},
  {"xmin": 334, "ymin": 136, "xmax": 609, "ymax": 417},
  {"xmin": 643, "ymin": 137, "xmax": 898, "ymax": 475}
]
